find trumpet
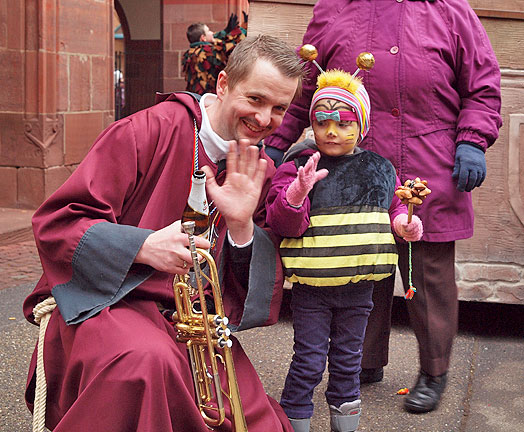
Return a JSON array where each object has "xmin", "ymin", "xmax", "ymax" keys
[{"xmin": 172, "ymin": 221, "xmax": 247, "ymax": 431}]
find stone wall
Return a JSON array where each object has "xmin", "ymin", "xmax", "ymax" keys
[
  {"xmin": 0, "ymin": 0, "xmax": 114, "ymax": 208},
  {"xmin": 0, "ymin": 0, "xmax": 245, "ymax": 208}
]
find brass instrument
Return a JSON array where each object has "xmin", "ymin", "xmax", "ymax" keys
[{"xmin": 173, "ymin": 221, "xmax": 247, "ymax": 431}]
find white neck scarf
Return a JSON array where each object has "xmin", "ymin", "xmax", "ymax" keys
[{"xmin": 199, "ymin": 93, "xmax": 230, "ymax": 163}]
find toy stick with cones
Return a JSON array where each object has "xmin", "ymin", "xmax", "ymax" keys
[{"xmin": 394, "ymin": 178, "xmax": 432, "ymax": 299}]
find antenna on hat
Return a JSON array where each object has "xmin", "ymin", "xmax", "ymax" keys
[
  {"xmin": 351, "ymin": 52, "xmax": 375, "ymax": 80},
  {"xmin": 299, "ymin": 44, "xmax": 375, "ymax": 83},
  {"xmin": 299, "ymin": 44, "xmax": 325, "ymax": 74}
]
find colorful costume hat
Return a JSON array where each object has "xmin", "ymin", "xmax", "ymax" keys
[
  {"xmin": 299, "ymin": 45, "xmax": 373, "ymax": 143},
  {"xmin": 309, "ymin": 71, "xmax": 371, "ymax": 143}
]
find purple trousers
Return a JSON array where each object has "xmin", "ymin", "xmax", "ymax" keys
[
  {"xmin": 362, "ymin": 241, "xmax": 458, "ymax": 376},
  {"xmin": 280, "ymin": 283, "xmax": 373, "ymax": 419}
]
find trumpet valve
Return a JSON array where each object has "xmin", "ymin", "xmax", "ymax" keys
[
  {"xmin": 218, "ymin": 337, "xmax": 233, "ymax": 349},
  {"xmin": 216, "ymin": 326, "xmax": 231, "ymax": 338},
  {"xmin": 212, "ymin": 315, "xmax": 229, "ymax": 326}
]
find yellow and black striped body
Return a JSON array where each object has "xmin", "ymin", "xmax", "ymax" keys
[{"xmin": 280, "ymin": 149, "xmax": 398, "ymax": 287}]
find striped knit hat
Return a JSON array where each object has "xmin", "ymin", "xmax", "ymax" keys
[{"xmin": 309, "ymin": 69, "xmax": 371, "ymax": 143}]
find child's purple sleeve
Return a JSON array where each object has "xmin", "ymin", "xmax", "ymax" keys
[{"xmin": 265, "ymin": 161, "xmax": 312, "ymax": 238}]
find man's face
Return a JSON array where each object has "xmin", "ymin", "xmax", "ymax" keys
[
  {"xmin": 201, "ymin": 25, "xmax": 214, "ymax": 43},
  {"xmin": 214, "ymin": 59, "xmax": 299, "ymax": 146}
]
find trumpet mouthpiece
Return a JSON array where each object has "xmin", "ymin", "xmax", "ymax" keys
[{"xmin": 182, "ymin": 221, "xmax": 195, "ymax": 235}]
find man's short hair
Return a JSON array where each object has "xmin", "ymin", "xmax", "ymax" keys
[
  {"xmin": 186, "ymin": 23, "xmax": 207, "ymax": 44},
  {"xmin": 224, "ymin": 34, "xmax": 306, "ymax": 99}
]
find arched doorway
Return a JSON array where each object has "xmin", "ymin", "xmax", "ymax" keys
[
  {"xmin": 113, "ymin": 0, "xmax": 163, "ymax": 119},
  {"xmin": 113, "ymin": 2, "xmax": 128, "ymax": 120}
]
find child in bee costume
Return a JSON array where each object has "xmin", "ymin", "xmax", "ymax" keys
[{"xmin": 265, "ymin": 68, "xmax": 423, "ymax": 432}]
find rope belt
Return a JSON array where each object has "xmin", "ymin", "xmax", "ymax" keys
[{"xmin": 32, "ymin": 297, "xmax": 57, "ymax": 432}]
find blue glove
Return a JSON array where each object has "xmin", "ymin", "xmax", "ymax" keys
[
  {"xmin": 264, "ymin": 145, "xmax": 285, "ymax": 167},
  {"xmin": 451, "ymin": 142, "xmax": 486, "ymax": 192}
]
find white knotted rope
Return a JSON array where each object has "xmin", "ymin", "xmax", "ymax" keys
[{"xmin": 32, "ymin": 297, "xmax": 57, "ymax": 432}]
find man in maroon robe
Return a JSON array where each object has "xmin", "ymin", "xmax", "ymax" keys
[{"xmin": 23, "ymin": 35, "xmax": 304, "ymax": 432}]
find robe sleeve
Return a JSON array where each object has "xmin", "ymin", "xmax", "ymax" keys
[
  {"xmin": 32, "ymin": 118, "xmax": 157, "ymax": 325},
  {"xmin": 223, "ymin": 226, "xmax": 278, "ymax": 332},
  {"xmin": 219, "ymin": 155, "xmax": 285, "ymax": 332},
  {"xmin": 52, "ymin": 223, "xmax": 154, "ymax": 324}
]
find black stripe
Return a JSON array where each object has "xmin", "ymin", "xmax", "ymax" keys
[
  {"xmin": 285, "ymin": 264, "xmax": 396, "ymax": 279},
  {"xmin": 302, "ymin": 223, "xmax": 392, "ymax": 237},
  {"xmin": 281, "ymin": 243, "xmax": 398, "ymax": 258},
  {"xmin": 310, "ymin": 205, "xmax": 388, "ymax": 216}
]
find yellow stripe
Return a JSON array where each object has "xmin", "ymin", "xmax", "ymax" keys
[
  {"xmin": 282, "ymin": 253, "xmax": 398, "ymax": 269},
  {"xmin": 309, "ymin": 212, "xmax": 390, "ymax": 226},
  {"xmin": 281, "ymin": 232, "xmax": 395, "ymax": 249},
  {"xmin": 286, "ymin": 272, "xmax": 393, "ymax": 287}
]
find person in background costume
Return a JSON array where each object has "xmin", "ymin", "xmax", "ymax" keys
[
  {"xmin": 23, "ymin": 34, "xmax": 305, "ymax": 432},
  {"xmin": 183, "ymin": 12, "xmax": 247, "ymax": 95},
  {"xmin": 265, "ymin": 67, "xmax": 423, "ymax": 432},
  {"xmin": 263, "ymin": 0, "xmax": 502, "ymax": 414}
]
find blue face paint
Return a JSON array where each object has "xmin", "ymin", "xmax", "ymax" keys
[{"xmin": 314, "ymin": 110, "xmax": 341, "ymax": 122}]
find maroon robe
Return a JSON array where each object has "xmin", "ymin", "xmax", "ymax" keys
[{"xmin": 23, "ymin": 93, "xmax": 291, "ymax": 431}]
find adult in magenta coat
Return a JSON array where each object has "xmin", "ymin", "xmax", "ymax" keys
[
  {"xmin": 264, "ymin": 0, "xmax": 502, "ymax": 414},
  {"xmin": 23, "ymin": 35, "xmax": 305, "ymax": 431}
]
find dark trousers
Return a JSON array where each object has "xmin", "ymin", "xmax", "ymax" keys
[
  {"xmin": 280, "ymin": 283, "xmax": 373, "ymax": 419},
  {"xmin": 362, "ymin": 241, "xmax": 458, "ymax": 376}
]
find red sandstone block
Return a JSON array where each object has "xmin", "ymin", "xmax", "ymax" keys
[
  {"xmin": 24, "ymin": 1, "xmax": 38, "ymax": 51},
  {"xmin": 0, "ymin": 50, "xmax": 23, "ymax": 111},
  {"xmin": 457, "ymin": 282, "xmax": 493, "ymax": 302},
  {"xmin": 487, "ymin": 265, "xmax": 521, "ymax": 283},
  {"xmin": 163, "ymin": 51, "xmax": 179, "ymax": 79},
  {"xmin": 59, "ymin": 0, "xmax": 110, "ymax": 55},
  {"xmin": 171, "ymin": 23, "xmax": 192, "ymax": 49},
  {"xmin": 92, "ymin": 56, "xmax": 111, "ymax": 110},
  {"xmin": 496, "ymin": 284, "xmax": 524, "ymax": 304},
  {"xmin": 64, "ymin": 112, "xmax": 104, "ymax": 165},
  {"xmin": 39, "ymin": 50, "xmax": 58, "ymax": 114},
  {"xmin": 163, "ymin": 26, "xmax": 173, "ymax": 51},
  {"xmin": 458, "ymin": 263, "xmax": 520, "ymax": 283},
  {"xmin": 0, "ymin": 113, "xmax": 44, "ymax": 167},
  {"xmin": 6, "ymin": 0, "xmax": 24, "ymax": 50},
  {"xmin": 69, "ymin": 55, "xmax": 91, "ymax": 112},
  {"xmin": 24, "ymin": 50, "xmax": 39, "ymax": 114},
  {"xmin": 0, "ymin": 7, "xmax": 6, "ymax": 49},
  {"xmin": 0, "ymin": 167, "xmax": 17, "ymax": 207},
  {"xmin": 44, "ymin": 166, "xmax": 74, "ymax": 200},
  {"xmin": 211, "ymin": 2, "xmax": 229, "ymax": 24},
  {"xmin": 103, "ymin": 112, "xmax": 115, "ymax": 129},
  {"xmin": 17, "ymin": 167, "xmax": 45, "ymax": 208},
  {"xmin": 164, "ymin": 4, "xmax": 213, "ymax": 24},
  {"xmin": 172, "ymin": 78, "xmax": 187, "ymax": 93},
  {"xmin": 39, "ymin": 0, "xmax": 57, "ymax": 52},
  {"xmin": 57, "ymin": 54, "xmax": 69, "ymax": 112},
  {"xmin": 163, "ymin": 78, "xmax": 180, "ymax": 94}
]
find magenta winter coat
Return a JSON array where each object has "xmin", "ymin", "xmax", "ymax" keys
[{"xmin": 265, "ymin": 0, "xmax": 502, "ymax": 242}]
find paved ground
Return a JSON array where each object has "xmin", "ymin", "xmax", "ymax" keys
[{"xmin": 1, "ymin": 208, "xmax": 523, "ymax": 432}]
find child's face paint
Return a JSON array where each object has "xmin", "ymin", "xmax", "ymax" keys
[{"xmin": 312, "ymin": 98, "xmax": 360, "ymax": 157}]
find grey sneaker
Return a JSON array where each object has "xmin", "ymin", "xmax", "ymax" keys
[
  {"xmin": 329, "ymin": 399, "xmax": 361, "ymax": 432},
  {"xmin": 288, "ymin": 417, "xmax": 311, "ymax": 432}
]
